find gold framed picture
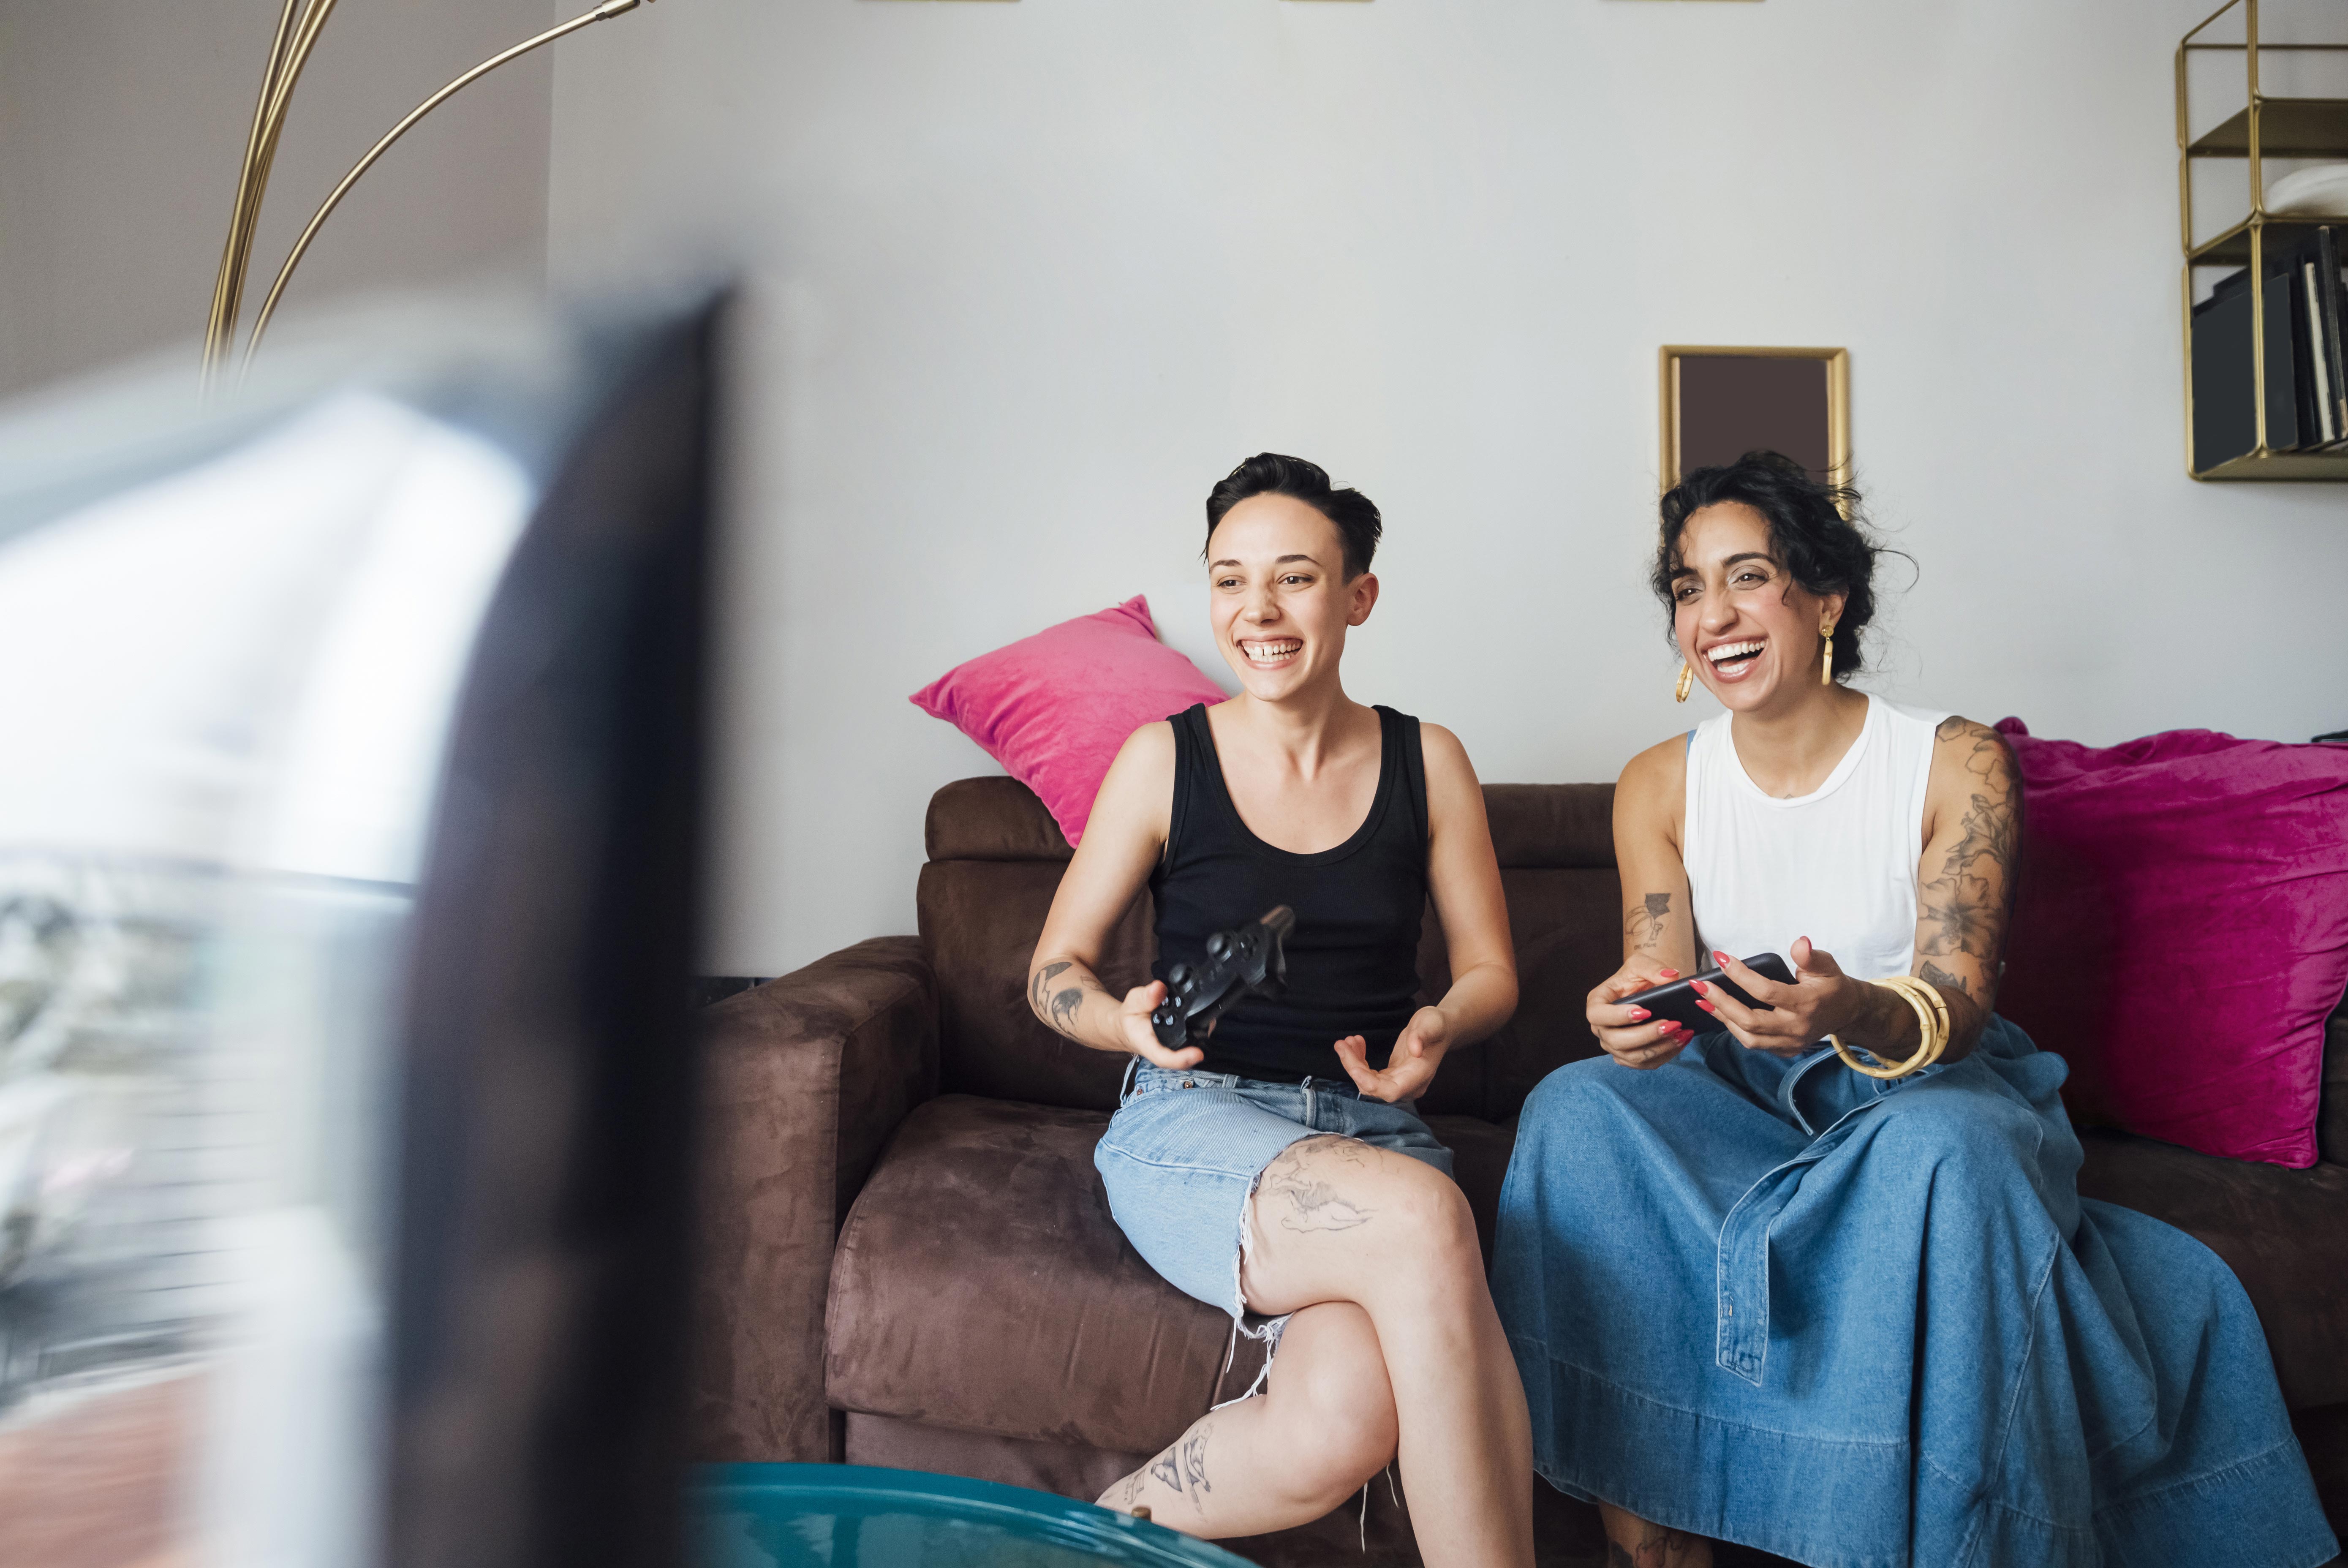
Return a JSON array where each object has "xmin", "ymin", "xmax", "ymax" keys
[{"xmin": 1658, "ymin": 345, "xmax": 1849, "ymax": 491}]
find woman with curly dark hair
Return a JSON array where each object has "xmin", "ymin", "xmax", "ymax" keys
[{"xmin": 1490, "ymin": 452, "xmax": 2333, "ymax": 1568}]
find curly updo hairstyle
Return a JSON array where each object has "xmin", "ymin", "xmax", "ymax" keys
[
  {"xmin": 1205, "ymin": 453, "xmax": 1383, "ymax": 580},
  {"xmin": 1652, "ymin": 450, "xmax": 1889, "ymax": 682}
]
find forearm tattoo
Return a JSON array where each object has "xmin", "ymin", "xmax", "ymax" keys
[
  {"xmin": 1917, "ymin": 958, "xmax": 1970, "ymax": 998},
  {"xmin": 1028, "ymin": 959, "xmax": 1106, "ymax": 1040},
  {"xmin": 1028, "ymin": 961, "xmax": 1069, "ymax": 1015},
  {"xmin": 1625, "ymin": 892, "xmax": 1673, "ymax": 953}
]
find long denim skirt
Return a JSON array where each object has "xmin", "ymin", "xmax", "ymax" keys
[{"xmin": 1492, "ymin": 1017, "xmax": 2337, "ymax": 1568}]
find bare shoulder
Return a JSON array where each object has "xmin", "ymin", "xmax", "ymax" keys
[
  {"xmin": 1113, "ymin": 717, "xmax": 1178, "ymax": 771},
  {"xmin": 1611, "ymin": 734, "xmax": 1690, "ymax": 853},
  {"xmin": 1086, "ymin": 720, "xmax": 1178, "ymax": 841},
  {"xmin": 1416, "ymin": 721, "xmax": 1491, "ymax": 837},
  {"xmin": 1418, "ymin": 720, "xmax": 1478, "ymax": 784},
  {"xmin": 1928, "ymin": 714, "xmax": 2019, "ymax": 795},
  {"xmin": 1618, "ymin": 733, "xmax": 1690, "ymax": 804}
]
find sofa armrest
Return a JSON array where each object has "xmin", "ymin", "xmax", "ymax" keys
[{"xmin": 690, "ymin": 935, "xmax": 937, "ymax": 1463}]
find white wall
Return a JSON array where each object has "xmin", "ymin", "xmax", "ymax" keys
[
  {"xmin": 0, "ymin": 0, "xmax": 556, "ymax": 400},
  {"xmin": 545, "ymin": 0, "xmax": 2348, "ymax": 978}
]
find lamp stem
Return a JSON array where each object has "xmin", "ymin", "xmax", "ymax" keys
[
  {"xmin": 218, "ymin": 0, "xmax": 653, "ymax": 382},
  {"xmin": 203, "ymin": 0, "xmax": 341, "ymax": 387},
  {"xmin": 226, "ymin": 0, "xmax": 651, "ymax": 381}
]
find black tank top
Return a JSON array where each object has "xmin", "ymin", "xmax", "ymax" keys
[{"xmin": 1151, "ymin": 703, "xmax": 1428, "ymax": 1082}]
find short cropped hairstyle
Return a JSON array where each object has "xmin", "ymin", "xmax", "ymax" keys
[
  {"xmin": 1652, "ymin": 450, "xmax": 1889, "ymax": 681},
  {"xmin": 1205, "ymin": 453, "xmax": 1382, "ymax": 580}
]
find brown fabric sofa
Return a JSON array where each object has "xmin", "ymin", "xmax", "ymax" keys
[{"xmin": 692, "ymin": 776, "xmax": 2348, "ymax": 1566}]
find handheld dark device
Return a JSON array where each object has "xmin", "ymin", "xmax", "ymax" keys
[
  {"xmin": 1620, "ymin": 952, "xmax": 1796, "ymax": 1037},
  {"xmin": 1151, "ymin": 905, "xmax": 1297, "ymax": 1047}
]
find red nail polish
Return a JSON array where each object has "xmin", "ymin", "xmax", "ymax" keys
[
  {"xmin": 1627, "ymin": 1007, "xmax": 1650, "ymax": 1021},
  {"xmin": 1696, "ymin": 999, "xmax": 1717, "ymax": 1013},
  {"xmin": 1690, "ymin": 980, "xmax": 1709, "ymax": 994},
  {"xmin": 1713, "ymin": 951, "xmax": 1731, "ymax": 965},
  {"xmin": 1658, "ymin": 1021, "xmax": 1681, "ymax": 1034},
  {"xmin": 1660, "ymin": 969, "xmax": 1680, "ymax": 978}
]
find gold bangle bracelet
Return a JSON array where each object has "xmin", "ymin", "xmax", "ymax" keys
[{"xmin": 1826, "ymin": 975, "xmax": 1949, "ymax": 1080}]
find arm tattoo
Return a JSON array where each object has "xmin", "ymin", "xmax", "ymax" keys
[
  {"xmin": 1047, "ymin": 983, "xmax": 1088, "ymax": 1035},
  {"xmin": 1147, "ymin": 1446, "xmax": 1184, "ymax": 1497},
  {"xmin": 1918, "ymin": 958, "xmax": 1970, "ymax": 998},
  {"xmin": 1625, "ymin": 892, "xmax": 1673, "ymax": 952},
  {"xmin": 1912, "ymin": 721, "xmax": 2022, "ymax": 1041},
  {"xmin": 1916, "ymin": 723, "xmax": 2020, "ymax": 965},
  {"xmin": 1029, "ymin": 960, "xmax": 1070, "ymax": 1014}
]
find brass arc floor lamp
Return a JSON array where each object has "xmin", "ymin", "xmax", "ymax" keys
[{"xmin": 202, "ymin": 0, "xmax": 655, "ymax": 389}]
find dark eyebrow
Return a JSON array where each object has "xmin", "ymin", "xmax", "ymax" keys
[
  {"xmin": 1210, "ymin": 553, "xmax": 1324, "ymax": 571},
  {"xmin": 1722, "ymin": 552, "xmax": 1777, "ymax": 568}
]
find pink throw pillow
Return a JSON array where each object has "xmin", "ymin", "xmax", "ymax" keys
[
  {"xmin": 1994, "ymin": 719, "xmax": 2348, "ymax": 1168},
  {"xmin": 910, "ymin": 596, "xmax": 1227, "ymax": 846}
]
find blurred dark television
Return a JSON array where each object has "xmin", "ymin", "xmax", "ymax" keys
[{"xmin": 0, "ymin": 291, "xmax": 719, "ymax": 1568}]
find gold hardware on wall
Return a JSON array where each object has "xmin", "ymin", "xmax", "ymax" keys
[{"xmin": 1658, "ymin": 346, "xmax": 1850, "ymax": 495}]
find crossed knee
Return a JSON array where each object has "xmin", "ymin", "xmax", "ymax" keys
[{"xmin": 1270, "ymin": 1350, "xmax": 1399, "ymax": 1510}]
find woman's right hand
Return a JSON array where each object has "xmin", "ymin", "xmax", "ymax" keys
[
  {"xmin": 1585, "ymin": 956, "xmax": 1689, "ymax": 1069},
  {"xmin": 1120, "ymin": 980, "xmax": 1206, "ymax": 1070}
]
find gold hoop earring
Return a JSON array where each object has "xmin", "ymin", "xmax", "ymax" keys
[
  {"xmin": 1675, "ymin": 661, "xmax": 1695, "ymax": 703},
  {"xmin": 1820, "ymin": 622, "xmax": 1837, "ymax": 686}
]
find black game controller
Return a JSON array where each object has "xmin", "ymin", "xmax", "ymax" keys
[{"xmin": 1151, "ymin": 906, "xmax": 1297, "ymax": 1047}]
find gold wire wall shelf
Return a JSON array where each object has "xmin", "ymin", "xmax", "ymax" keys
[{"xmin": 2178, "ymin": 0, "xmax": 2348, "ymax": 479}]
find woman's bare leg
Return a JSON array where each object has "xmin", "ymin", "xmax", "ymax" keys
[
  {"xmin": 1239, "ymin": 1136, "xmax": 1534, "ymax": 1568},
  {"xmin": 1597, "ymin": 1504, "xmax": 1711, "ymax": 1568},
  {"xmin": 1094, "ymin": 1301, "xmax": 1398, "ymax": 1536}
]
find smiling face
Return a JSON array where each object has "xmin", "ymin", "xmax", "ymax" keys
[
  {"xmin": 1669, "ymin": 501, "xmax": 1845, "ymax": 712},
  {"xmin": 1205, "ymin": 493, "xmax": 1377, "ymax": 702}
]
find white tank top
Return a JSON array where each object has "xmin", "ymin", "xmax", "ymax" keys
[{"xmin": 1681, "ymin": 694, "xmax": 1948, "ymax": 983}]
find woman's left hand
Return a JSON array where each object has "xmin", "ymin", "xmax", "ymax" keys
[
  {"xmin": 1693, "ymin": 938, "xmax": 1865, "ymax": 1058},
  {"xmin": 1334, "ymin": 1007, "xmax": 1451, "ymax": 1102}
]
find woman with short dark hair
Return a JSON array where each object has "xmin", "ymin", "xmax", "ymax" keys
[
  {"xmin": 1032, "ymin": 455, "xmax": 1534, "ymax": 1564},
  {"xmin": 1492, "ymin": 452, "xmax": 2334, "ymax": 1568}
]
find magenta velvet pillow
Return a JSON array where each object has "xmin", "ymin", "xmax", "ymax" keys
[
  {"xmin": 1994, "ymin": 719, "xmax": 2348, "ymax": 1167},
  {"xmin": 910, "ymin": 596, "xmax": 1227, "ymax": 845}
]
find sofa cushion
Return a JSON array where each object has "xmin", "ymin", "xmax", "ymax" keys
[
  {"xmin": 908, "ymin": 596, "xmax": 1228, "ymax": 846},
  {"xmin": 1482, "ymin": 782, "xmax": 1616, "ymax": 868},
  {"xmin": 826, "ymin": 1095, "xmax": 1520, "ymax": 1455},
  {"xmin": 925, "ymin": 775, "xmax": 1076, "ymax": 864},
  {"xmin": 827, "ymin": 1095, "xmax": 1249, "ymax": 1452},
  {"xmin": 2076, "ymin": 1127, "xmax": 2348, "ymax": 1410},
  {"xmin": 1995, "ymin": 721, "xmax": 2348, "ymax": 1168},
  {"xmin": 918, "ymin": 857, "xmax": 1151, "ymax": 1111}
]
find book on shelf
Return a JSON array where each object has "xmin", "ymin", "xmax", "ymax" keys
[
  {"xmin": 2195, "ymin": 258, "xmax": 2301, "ymax": 466},
  {"xmin": 2193, "ymin": 225, "xmax": 2347, "ymax": 466},
  {"xmin": 2310, "ymin": 228, "xmax": 2347, "ymax": 449}
]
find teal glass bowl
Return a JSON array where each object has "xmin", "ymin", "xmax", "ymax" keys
[{"xmin": 693, "ymin": 1463, "xmax": 1261, "ymax": 1568}]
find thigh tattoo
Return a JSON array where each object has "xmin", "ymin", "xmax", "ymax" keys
[{"xmin": 1257, "ymin": 1137, "xmax": 1376, "ymax": 1234}]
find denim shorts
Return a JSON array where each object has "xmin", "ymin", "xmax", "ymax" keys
[{"xmin": 1093, "ymin": 1063, "xmax": 1454, "ymax": 1321}]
